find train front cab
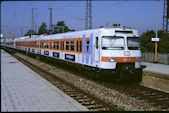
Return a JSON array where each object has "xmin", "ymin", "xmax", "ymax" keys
[{"xmin": 99, "ymin": 32, "xmax": 142, "ymax": 83}]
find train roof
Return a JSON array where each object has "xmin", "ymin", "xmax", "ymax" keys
[{"xmin": 15, "ymin": 26, "xmax": 138, "ymax": 42}]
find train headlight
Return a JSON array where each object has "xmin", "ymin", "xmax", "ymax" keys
[
  {"xmin": 136, "ymin": 57, "xmax": 141, "ymax": 62},
  {"xmin": 108, "ymin": 57, "xmax": 115, "ymax": 62},
  {"xmin": 124, "ymin": 51, "xmax": 130, "ymax": 56}
]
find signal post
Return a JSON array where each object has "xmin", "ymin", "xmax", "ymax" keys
[{"xmin": 151, "ymin": 37, "xmax": 159, "ymax": 63}]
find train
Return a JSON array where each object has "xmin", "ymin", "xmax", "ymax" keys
[{"xmin": 4, "ymin": 25, "xmax": 142, "ymax": 83}]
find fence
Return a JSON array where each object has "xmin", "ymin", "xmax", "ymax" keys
[{"xmin": 141, "ymin": 52, "xmax": 169, "ymax": 65}]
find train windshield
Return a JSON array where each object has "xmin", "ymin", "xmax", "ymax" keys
[
  {"xmin": 127, "ymin": 37, "xmax": 140, "ymax": 50},
  {"xmin": 102, "ymin": 36, "xmax": 124, "ymax": 50}
]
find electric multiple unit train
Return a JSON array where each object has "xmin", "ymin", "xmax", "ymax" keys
[{"xmin": 5, "ymin": 26, "xmax": 142, "ymax": 82}]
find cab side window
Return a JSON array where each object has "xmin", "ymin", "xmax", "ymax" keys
[
  {"xmin": 96, "ymin": 37, "xmax": 98, "ymax": 49},
  {"xmin": 80, "ymin": 41, "xmax": 82, "ymax": 52}
]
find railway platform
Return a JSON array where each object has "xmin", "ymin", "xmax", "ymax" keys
[
  {"xmin": 141, "ymin": 62, "xmax": 169, "ymax": 75},
  {"xmin": 141, "ymin": 62, "xmax": 169, "ymax": 93},
  {"xmin": 1, "ymin": 49, "xmax": 88, "ymax": 111}
]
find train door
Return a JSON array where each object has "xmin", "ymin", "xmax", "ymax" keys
[
  {"xmin": 60, "ymin": 40, "xmax": 64, "ymax": 60},
  {"xmin": 95, "ymin": 37, "xmax": 100, "ymax": 64}
]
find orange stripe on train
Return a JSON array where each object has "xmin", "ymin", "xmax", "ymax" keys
[{"xmin": 102, "ymin": 57, "xmax": 136, "ymax": 63}]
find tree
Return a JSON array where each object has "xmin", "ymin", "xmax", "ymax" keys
[
  {"xmin": 24, "ymin": 29, "xmax": 36, "ymax": 36},
  {"xmin": 38, "ymin": 22, "xmax": 49, "ymax": 35},
  {"xmin": 158, "ymin": 30, "xmax": 169, "ymax": 54},
  {"xmin": 140, "ymin": 30, "xmax": 169, "ymax": 54},
  {"xmin": 52, "ymin": 21, "xmax": 75, "ymax": 34},
  {"xmin": 140, "ymin": 30, "xmax": 155, "ymax": 53}
]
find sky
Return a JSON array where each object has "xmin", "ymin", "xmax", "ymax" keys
[{"xmin": 1, "ymin": 0, "xmax": 165, "ymax": 37}]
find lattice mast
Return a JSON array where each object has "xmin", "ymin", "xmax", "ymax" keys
[
  {"xmin": 163, "ymin": 0, "xmax": 169, "ymax": 33},
  {"xmin": 85, "ymin": 0, "xmax": 92, "ymax": 30}
]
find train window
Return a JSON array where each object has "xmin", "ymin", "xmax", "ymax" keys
[
  {"xmin": 70, "ymin": 41, "xmax": 74, "ymax": 51},
  {"xmin": 45, "ymin": 42, "xmax": 47, "ymax": 48},
  {"xmin": 86, "ymin": 40, "xmax": 90, "ymax": 52},
  {"xmin": 47, "ymin": 42, "xmax": 49, "ymax": 48},
  {"xmin": 66, "ymin": 41, "xmax": 69, "ymax": 51},
  {"xmin": 80, "ymin": 41, "xmax": 82, "ymax": 52},
  {"xmin": 63, "ymin": 41, "xmax": 64, "ymax": 50},
  {"xmin": 53, "ymin": 42, "xmax": 56, "ymax": 49},
  {"xmin": 96, "ymin": 37, "xmax": 98, "ymax": 49},
  {"xmin": 102, "ymin": 36, "xmax": 124, "ymax": 50},
  {"xmin": 127, "ymin": 37, "xmax": 140, "ymax": 50},
  {"xmin": 44, "ymin": 42, "xmax": 46, "ymax": 48},
  {"xmin": 37, "ymin": 42, "xmax": 40, "ymax": 48},
  {"xmin": 56, "ymin": 41, "xmax": 59, "ymax": 50},
  {"xmin": 60, "ymin": 41, "xmax": 62, "ymax": 50},
  {"xmin": 76, "ymin": 41, "xmax": 79, "ymax": 52}
]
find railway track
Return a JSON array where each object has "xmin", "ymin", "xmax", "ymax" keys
[
  {"xmin": 3, "ymin": 47, "xmax": 169, "ymax": 111},
  {"xmin": 99, "ymin": 82, "xmax": 169, "ymax": 110},
  {"xmin": 3, "ymin": 47, "xmax": 120, "ymax": 111}
]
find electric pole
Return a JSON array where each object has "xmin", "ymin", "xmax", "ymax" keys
[
  {"xmin": 85, "ymin": 0, "xmax": 88, "ymax": 30},
  {"xmin": 32, "ymin": 8, "xmax": 34, "ymax": 34},
  {"xmin": 48, "ymin": 8, "xmax": 52, "ymax": 34},
  {"xmin": 85, "ymin": 0, "xmax": 92, "ymax": 30},
  {"xmin": 163, "ymin": 0, "xmax": 169, "ymax": 33},
  {"xmin": 89, "ymin": 0, "xmax": 92, "ymax": 29},
  {"xmin": 31, "ymin": 8, "xmax": 36, "ymax": 35},
  {"xmin": 35, "ymin": 8, "xmax": 38, "ymax": 33}
]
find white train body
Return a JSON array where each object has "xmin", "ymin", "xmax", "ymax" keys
[{"xmin": 5, "ymin": 26, "xmax": 142, "ymax": 82}]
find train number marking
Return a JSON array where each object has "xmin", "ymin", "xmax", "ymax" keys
[
  {"xmin": 53, "ymin": 52, "xmax": 60, "ymax": 58},
  {"xmin": 44, "ymin": 51, "xmax": 49, "ymax": 55},
  {"xmin": 65, "ymin": 54, "xmax": 75, "ymax": 61}
]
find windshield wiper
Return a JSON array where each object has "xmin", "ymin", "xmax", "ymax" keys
[{"xmin": 110, "ymin": 38, "xmax": 117, "ymax": 47}]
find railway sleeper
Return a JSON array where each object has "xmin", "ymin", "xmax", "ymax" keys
[
  {"xmin": 81, "ymin": 101, "xmax": 96, "ymax": 106},
  {"xmin": 76, "ymin": 98, "xmax": 93, "ymax": 104},
  {"xmin": 87, "ymin": 105, "xmax": 105, "ymax": 110},
  {"xmin": 64, "ymin": 90, "xmax": 77, "ymax": 93},
  {"xmin": 68, "ymin": 93, "xmax": 80, "ymax": 97},
  {"xmin": 70, "ymin": 95, "xmax": 79, "ymax": 98},
  {"xmin": 74, "ymin": 96, "xmax": 88, "ymax": 100},
  {"xmin": 157, "ymin": 98, "xmax": 169, "ymax": 101}
]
